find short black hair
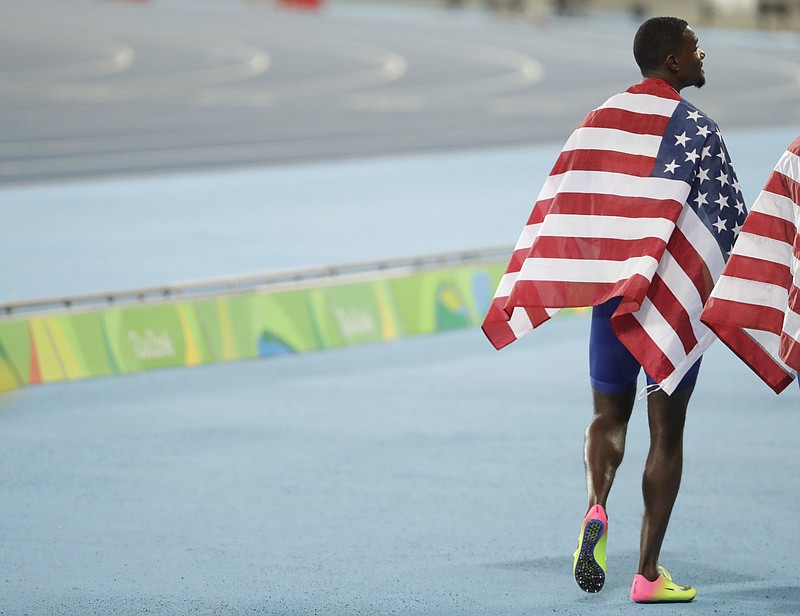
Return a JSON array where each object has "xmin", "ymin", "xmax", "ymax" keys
[{"xmin": 633, "ymin": 16, "xmax": 689, "ymax": 73}]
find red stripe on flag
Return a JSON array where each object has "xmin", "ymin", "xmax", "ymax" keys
[
  {"xmin": 612, "ymin": 311, "xmax": 676, "ymax": 385},
  {"xmin": 665, "ymin": 227, "xmax": 716, "ymax": 300},
  {"xmin": 784, "ymin": 285, "xmax": 800, "ymax": 371},
  {"xmin": 533, "ymin": 194, "xmax": 683, "ymax": 220},
  {"xmin": 482, "ymin": 301, "xmax": 552, "ymax": 350},
  {"xmin": 646, "ymin": 273, "xmax": 697, "ymax": 355},
  {"xmin": 528, "ymin": 236, "xmax": 667, "ymax": 262},
  {"xmin": 701, "ymin": 306, "xmax": 794, "ymax": 393},
  {"xmin": 700, "ymin": 296, "xmax": 786, "ymax": 338},
  {"xmin": 740, "ymin": 210, "xmax": 796, "ymax": 244},
  {"xmin": 779, "ymin": 331, "xmax": 800, "ymax": 373},
  {"xmin": 506, "ymin": 275, "xmax": 651, "ymax": 311},
  {"xmin": 788, "ymin": 282, "xmax": 800, "ymax": 317},
  {"xmin": 506, "ymin": 248, "xmax": 530, "ymax": 274},
  {"xmin": 722, "ymin": 254, "xmax": 791, "ymax": 289},
  {"xmin": 579, "ymin": 108, "xmax": 671, "ymax": 135},
  {"xmin": 762, "ymin": 171, "xmax": 798, "ymax": 202},
  {"xmin": 763, "ymin": 171, "xmax": 793, "ymax": 198},
  {"xmin": 525, "ymin": 305, "xmax": 553, "ymax": 328},
  {"xmin": 482, "ymin": 300, "xmax": 519, "ymax": 350},
  {"xmin": 525, "ymin": 201, "xmax": 551, "ymax": 226},
  {"xmin": 552, "ymin": 149, "xmax": 655, "ymax": 177},
  {"xmin": 627, "ymin": 80, "xmax": 682, "ymax": 100}
]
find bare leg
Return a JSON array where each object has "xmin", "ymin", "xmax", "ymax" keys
[
  {"xmin": 584, "ymin": 388, "xmax": 636, "ymax": 512},
  {"xmin": 637, "ymin": 387, "xmax": 692, "ymax": 581}
]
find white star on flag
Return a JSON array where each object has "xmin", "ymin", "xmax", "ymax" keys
[
  {"xmin": 713, "ymin": 216, "xmax": 727, "ymax": 233},
  {"xmin": 696, "ymin": 167, "xmax": 710, "ymax": 183},
  {"xmin": 685, "ymin": 150, "xmax": 700, "ymax": 163},
  {"xmin": 687, "ymin": 109, "xmax": 702, "ymax": 121},
  {"xmin": 694, "ymin": 192, "xmax": 708, "ymax": 206},
  {"xmin": 697, "ymin": 125, "xmax": 711, "ymax": 137},
  {"xmin": 701, "ymin": 146, "xmax": 712, "ymax": 160},
  {"xmin": 675, "ymin": 132, "xmax": 691, "ymax": 146},
  {"xmin": 715, "ymin": 194, "xmax": 730, "ymax": 208},
  {"xmin": 664, "ymin": 160, "xmax": 680, "ymax": 173},
  {"xmin": 716, "ymin": 171, "xmax": 729, "ymax": 186}
]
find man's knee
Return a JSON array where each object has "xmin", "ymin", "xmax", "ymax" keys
[
  {"xmin": 646, "ymin": 389, "xmax": 692, "ymax": 446},
  {"xmin": 592, "ymin": 388, "xmax": 636, "ymax": 425}
]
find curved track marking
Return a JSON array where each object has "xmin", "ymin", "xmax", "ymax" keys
[
  {"xmin": 197, "ymin": 34, "xmax": 407, "ymax": 106},
  {"xmin": 0, "ymin": 25, "xmax": 272, "ymax": 102},
  {"xmin": 346, "ymin": 41, "xmax": 543, "ymax": 112},
  {"xmin": 0, "ymin": 30, "xmax": 135, "ymax": 83},
  {"xmin": 51, "ymin": 33, "xmax": 272, "ymax": 102}
]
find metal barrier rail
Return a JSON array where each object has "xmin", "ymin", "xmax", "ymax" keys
[{"xmin": 1, "ymin": 246, "xmax": 512, "ymax": 317}]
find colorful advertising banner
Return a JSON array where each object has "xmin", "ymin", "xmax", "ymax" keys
[{"xmin": 0, "ymin": 262, "xmax": 507, "ymax": 391}]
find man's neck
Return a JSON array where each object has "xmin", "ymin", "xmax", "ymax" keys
[{"xmin": 642, "ymin": 71, "xmax": 681, "ymax": 93}]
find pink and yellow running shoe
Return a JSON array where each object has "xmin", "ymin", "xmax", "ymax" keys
[
  {"xmin": 630, "ymin": 566, "xmax": 696, "ymax": 603},
  {"xmin": 572, "ymin": 504, "xmax": 608, "ymax": 593}
]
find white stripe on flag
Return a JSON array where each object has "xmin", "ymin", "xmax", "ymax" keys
[
  {"xmin": 728, "ymin": 232, "xmax": 793, "ymax": 269},
  {"xmin": 597, "ymin": 91, "xmax": 680, "ymax": 117},
  {"xmin": 496, "ymin": 272, "xmax": 519, "ymax": 296},
  {"xmin": 657, "ymin": 249, "xmax": 707, "ymax": 341},
  {"xmin": 539, "ymin": 214, "xmax": 675, "ymax": 241},
  {"xmin": 633, "ymin": 296, "xmax": 687, "ymax": 368},
  {"xmin": 751, "ymin": 191, "xmax": 796, "ymax": 224},
  {"xmin": 516, "ymin": 223, "xmax": 542, "ymax": 250},
  {"xmin": 711, "ymin": 275, "xmax": 789, "ymax": 311},
  {"xmin": 509, "ymin": 306, "xmax": 534, "ymax": 338},
  {"xmin": 539, "ymin": 171, "xmax": 690, "ymax": 203},
  {"xmin": 562, "ymin": 127, "xmax": 663, "ymax": 158},
  {"xmin": 783, "ymin": 305, "xmax": 800, "ymax": 348},
  {"xmin": 517, "ymin": 255, "xmax": 658, "ymax": 283},
  {"xmin": 676, "ymin": 205, "xmax": 726, "ymax": 278},
  {"xmin": 774, "ymin": 149, "xmax": 800, "ymax": 181}
]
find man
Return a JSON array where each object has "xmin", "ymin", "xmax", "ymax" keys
[
  {"xmin": 481, "ymin": 17, "xmax": 746, "ymax": 603},
  {"xmin": 701, "ymin": 136, "xmax": 800, "ymax": 393}
]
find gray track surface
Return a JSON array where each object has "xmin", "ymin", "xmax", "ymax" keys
[
  {"xmin": 3, "ymin": 0, "xmax": 800, "ymax": 183},
  {"xmin": 3, "ymin": 1, "xmax": 800, "ymax": 614}
]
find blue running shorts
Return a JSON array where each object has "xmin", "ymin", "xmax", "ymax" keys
[{"xmin": 589, "ymin": 297, "xmax": 701, "ymax": 394}]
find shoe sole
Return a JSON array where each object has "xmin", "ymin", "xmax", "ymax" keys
[{"xmin": 574, "ymin": 519, "xmax": 605, "ymax": 593}]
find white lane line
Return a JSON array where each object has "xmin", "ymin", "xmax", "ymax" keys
[
  {"xmin": 425, "ymin": 45, "xmax": 543, "ymax": 94},
  {"xmin": 345, "ymin": 41, "xmax": 543, "ymax": 112},
  {"xmin": 196, "ymin": 35, "xmax": 407, "ymax": 106},
  {"xmin": 0, "ymin": 30, "xmax": 135, "ymax": 82},
  {"xmin": 0, "ymin": 27, "xmax": 271, "ymax": 102},
  {"xmin": 51, "ymin": 35, "xmax": 272, "ymax": 102}
]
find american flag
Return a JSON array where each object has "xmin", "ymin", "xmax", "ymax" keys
[
  {"xmin": 482, "ymin": 78, "xmax": 747, "ymax": 395},
  {"xmin": 700, "ymin": 137, "xmax": 800, "ymax": 394}
]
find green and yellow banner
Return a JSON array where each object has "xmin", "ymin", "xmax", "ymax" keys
[{"xmin": 0, "ymin": 262, "xmax": 507, "ymax": 391}]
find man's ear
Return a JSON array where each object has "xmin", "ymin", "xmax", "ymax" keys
[{"xmin": 665, "ymin": 54, "xmax": 680, "ymax": 73}]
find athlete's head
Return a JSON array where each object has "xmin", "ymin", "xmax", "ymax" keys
[{"xmin": 633, "ymin": 16, "xmax": 706, "ymax": 90}]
